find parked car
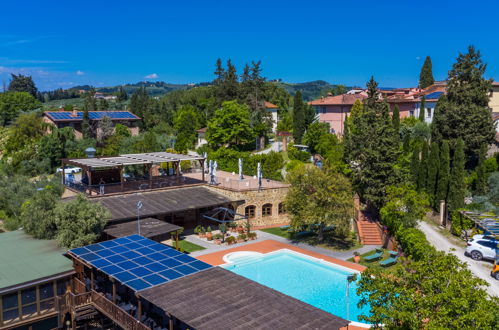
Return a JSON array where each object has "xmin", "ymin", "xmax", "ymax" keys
[
  {"xmin": 471, "ymin": 234, "xmax": 497, "ymax": 241},
  {"xmin": 465, "ymin": 238, "xmax": 498, "ymax": 261},
  {"xmin": 492, "ymin": 257, "xmax": 499, "ymax": 280},
  {"xmin": 56, "ymin": 166, "xmax": 82, "ymax": 174}
]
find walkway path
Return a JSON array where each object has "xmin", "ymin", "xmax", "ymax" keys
[
  {"xmin": 187, "ymin": 230, "xmax": 380, "ymax": 261},
  {"xmin": 418, "ymin": 221, "xmax": 499, "ymax": 297}
]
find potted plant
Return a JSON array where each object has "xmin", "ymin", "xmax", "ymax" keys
[
  {"xmin": 247, "ymin": 232, "xmax": 257, "ymax": 240},
  {"xmin": 213, "ymin": 233, "xmax": 222, "ymax": 245},
  {"xmin": 237, "ymin": 225, "xmax": 245, "ymax": 234},
  {"xmin": 353, "ymin": 252, "xmax": 361, "ymax": 264},
  {"xmin": 194, "ymin": 225, "xmax": 203, "ymax": 237},
  {"xmin": 237, "ymin": 233, "xmax": 246, "ymax": 243},
  {"xmin": 206, "ymin": 226, "xmax": 213, "ymax": 241},
  {"xmin": 199, "ymin": 226, "xmax": 206, "ymax": 238},
  {"xmin": 225, "ymin": 236, "xmax": 236, "ymax": 245},
  {"xmin": 219, "ymin": 223, "xmax": 226, "ymax": 237}
]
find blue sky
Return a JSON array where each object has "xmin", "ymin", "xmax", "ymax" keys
[{"xmin": 1, "ymin": 0, "xmax": 499, "ymax": 91}]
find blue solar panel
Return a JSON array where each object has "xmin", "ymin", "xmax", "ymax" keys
[
  {"xmin": 69, "ymin": 235, "xmax": 213, "ymax": 292},
  {"xmin": 46, "ymin": 111, "xmax": 139, "ymax": 122}
]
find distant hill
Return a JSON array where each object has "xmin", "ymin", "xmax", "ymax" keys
[
  {"xmin": 71, "ymin": 81, "xmax": 195, "ymax": 97},
  {"xmin": 274, "ymin": 80, "xmax": 354, "ymax": 101}
]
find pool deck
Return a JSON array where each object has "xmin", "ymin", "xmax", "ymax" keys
[{"xmin": 195, "ymin": 239, "xmax": 366, "ymax": 272}]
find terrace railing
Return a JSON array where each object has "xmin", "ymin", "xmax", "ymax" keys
[{"xmin": 62, "ymin": 291, "xmax": 149, "ymax": 330}]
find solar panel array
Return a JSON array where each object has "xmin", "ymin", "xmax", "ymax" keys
[
  {"xmin": 424, "ymin": 92, "xmax": 443, "ymax": 100},
  {"xmin": 46, "ymin": 111, "xmax": 138, "ymax": 121},
  {"xmin": 69, "ymin": 235, "xmax": 212, "ymax": 291}
]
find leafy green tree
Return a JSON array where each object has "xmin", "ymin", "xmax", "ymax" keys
[
  {"xmin": 417, "ymin": 142, "xmax": 428, "ymax": 192},
  {"xmin": 419, "ymin": 56, "xmax": 435, "ymax": 88},
  {"xmin": 38, "ymin": 127, "xmax": 77, "ymax": 169},
  {"xmin": 292, "ymin": 91, "xmax": 306, "ymax": 143},
  {"xmin": 380, "ymin": 184, "xmax": 428, "ymax": 232},
  {"xmin": 343, "ymin": 99, "xmax": 363, "ymax": 164},
  {"xmin": 436, "ymin": 141, "xmax": 450, "ymax": 203},
  {"xmin": 83, "ymin": 88, "xmax": 97, "ymax": 111},
  {"xmin": 419, "ymin": 95, "xmax": 426, "ymax": 122},
  {"xmin": 98, "ymin": 98, "xmax": 109, "ymax": 110},
  {"xmin": 21, "ymin": 189, "xmax": 59, "ymax": 239},
  {"xmin": 316, "ymin": 133, "xmax": 345, "ymax": 172},
  {"xmin": 347, "ymin": 77, "xmax": 400, "ymax": 210},
  {"xmin": 327, "ymin": 85, "xmax": 347, "ymax": 96},
  {"xmin": 129, "ymin": 86, "xmax": 150, "ymax": 126},
  {"xmin": 448, "ymin": 139, "xmax": 466, "ymax": 212},
  {"xmin": 100, "ymin": 124, "xmax": 131, "ymax": 156},
  {"xmin": 356, "ymin": 251, "xmax": 499, "ymax": 328},
  {"xmin": 427, "ymin": 142, "xmax": 440, "ymax": 207},
  {"xmin": 97, "ymin": 116, "xmax": 113, "ymax": 142},
  {"xmin": 206, "ymin": 100, "xmax": 254, "ymax": 148},
  {"xmin": 392, "ymin": 104, "xmax": 400, "ymax": 132},
  {"xmin": 474, "ymin": 144, "xmax": 488, "ymax": 194},
  {"xmin": 285, "ymin": 166, "xmax": 354, "ymax": 242},
  {"xmin": 54, "ymin": 194, "xmax": 110, "ymax": 248},
  {"xmin": 0, "ymin": 91, "xmax": 41, "ymax": 126},
  {"xmin": 302, "ymin": 122, "xmax": 329, "ymax": 154},
  {"xmin": 4, "ymin": 113, "xmax": 46, "ymax": 156},
  {"xmin": 173, "ymin": 105, "xmax": 200, "ymax": 152},
  {"xmin": 431, "ymin": 46, "xmax": 495, "ymax": 165},
  {"xmin": 8, "ymin": 74, "xmax": 38, "ymax": 96}
]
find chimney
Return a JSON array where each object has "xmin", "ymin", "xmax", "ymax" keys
[
  {"xmin": 72, "ymin": 109, "xmax": 78, "ymax": 117},
  {"xmin": 59, "ymin": 106, "xmax": 65, "ymax": 112}
]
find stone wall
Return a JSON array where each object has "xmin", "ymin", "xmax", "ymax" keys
[{"xmin": 207, "ymin": 186, "xmax": 290, "ymax": 228}]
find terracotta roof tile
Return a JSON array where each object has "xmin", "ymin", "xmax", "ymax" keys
[{"xmin": 308, "ymin": 93, "xmax": 367, "ymax": 106}]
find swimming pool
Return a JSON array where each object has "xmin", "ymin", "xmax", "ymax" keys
[{"xmin": 222, "ymin": 249, "xmax": 370, "ymax": 323}]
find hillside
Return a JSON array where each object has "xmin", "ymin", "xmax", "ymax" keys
[
  {"xmin": 275, "ymin": 80, "xmax": 352, "ymax": 101},
  {"xmin": 72, "ymin": 81, "xmax": 195, "ymax": 97}
]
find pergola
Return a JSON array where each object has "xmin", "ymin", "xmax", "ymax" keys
[
  {"xmin": 460, "ymin": 211, "xmax": 499, "ymax": 237},
  {"xmin": 202, "ymin": 207, "xmax": 248, "ymax": 242},
  {"xmin": 62, "ymin": 152, "xmax": 205, "ymax": 193}
]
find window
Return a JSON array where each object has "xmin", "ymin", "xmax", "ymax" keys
[
  {"xmin": 278, "ymin": 203, "xmax": 286, "ymax": 214},
  {"xmin": 321, "ymin": 106, "xmax": 326, "ymax": 114},
  {"xmin": 426, "ymin": 108, "xmax": 432, "ymax": 118},
  {"xmin": 409, "ymin": 110, "xmax": 415, "ymax": 117},
  {"xmin": 245, "ymin": 205, "xmax": 256, "ymax": 219},
  {"xmin": 262, "ymin": 203, "xmax": 272, "ymax": 217}
]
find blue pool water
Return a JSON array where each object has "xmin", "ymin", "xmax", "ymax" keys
[{"xmin": 222, "ymin": 250, "xmax": 370, "ymax": 323}]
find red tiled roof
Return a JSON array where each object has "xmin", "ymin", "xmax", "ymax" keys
[
  {"xmin": 308, "ymin": 93, "xmax": 367, "ymax": 106},
  {"xmin": 264, "ymin": 101, "xmax": 279, "ymax": 109}
]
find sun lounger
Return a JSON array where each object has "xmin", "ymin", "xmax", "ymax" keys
[
  {"xmin": 379, "ymin": 253, "xmax": 398, "ymax": 267},
  {"xmin": 364, "ymin": 249, "xmax": 384, "ymax": 262}
]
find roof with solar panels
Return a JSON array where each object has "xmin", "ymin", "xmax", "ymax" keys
[
  {"xmin": 43, "ymin": 110, "xmax": 140, "ymax": 122},
  {"xmin": 68, "ymin": 235, "xmax": 212, "ymax": 292}
]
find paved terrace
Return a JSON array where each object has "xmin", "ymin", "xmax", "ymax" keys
[{"xmin": 184, "ymin": 170, "xmax": 289, "ymax": 191}]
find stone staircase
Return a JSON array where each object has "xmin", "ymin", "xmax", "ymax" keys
[{"xmin": 357, "ymin": 214, "xmax": 383, "ymax": 245}]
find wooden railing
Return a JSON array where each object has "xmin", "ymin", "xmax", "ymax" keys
[{"xmin": 63, "ymin": 291, "xmax": 149, "ymax": 330}]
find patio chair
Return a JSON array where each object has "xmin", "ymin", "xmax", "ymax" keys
[
  {"xmin": 379, "ymin": 252, "xmax": 399, "ymax": 267},
  {"xmin": 363, "ymin": 248, "xmax": 384, "ymax": 262}
]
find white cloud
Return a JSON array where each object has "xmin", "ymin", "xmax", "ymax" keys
[
  {"xmin": 76, "ymin": 70, "xmax": 85, "ymax": 76},
  {"xmin": 144, "ymin": 73, "xmax": 159, "ymax": 79},
  {"xmin": 416, "ymin": 56, "xmax": 421, "ymax": 60}
]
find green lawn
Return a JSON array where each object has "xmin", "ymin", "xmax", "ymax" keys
[
  {"xmin": 260, "ymin": 227, "xmax": 361, "ymax": 252},
  {"xmin": 171, "ymin": 240, "xmax": 206, "ymax": 254},
  {"xmin": 348, "ymin": 249, "xmax": 403, "ymax": 274}
]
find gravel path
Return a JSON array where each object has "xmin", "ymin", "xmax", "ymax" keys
[{"xmin": 418, "ymin": 221, "xmax": 499, "ymax": 297}]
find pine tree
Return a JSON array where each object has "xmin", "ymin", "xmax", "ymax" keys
[
  {"xmin": 292, "ymin": 91, "xmax": 305, "ymax": 143},
  {"xmin": 448, "ymin": 139, "xmax": 466, "ymax": 212},
  {"xmin": 419, "ymin": 56, "xmax": 435, "ymax": 89},
  {"xmin": 411, "ymin": 145, "xmax": 420, "ymax": 186},
  {"xmin": 431, "ymin": 46, "xmax": 495, "ymax": 165},
  {"xmin": 342, "ymin": 116, "xmax": 351, "ymax": 163},
  {"xmin": 8, "ymin": 73, "xmax": 38, "ymax": 97},
  {"xmin": 417, "ymin": 142, "xmax": 428, "ymax": 192},
  {"xmin": 214, "ymin": 58, "xmax": 224, "ymax": 85},
  {"xmin": 427, "ymin": 142, "xmax": 440, "ymax": 207},
  {"xmin": 474, "ymin": 144, "xmax": 488, "ymax": 194},
  {"xmin": 117, "ymin": 86, "xmax": 128, "ymax": 102},
  {"xmin": 392, "ymin": 104, "xmax": 400, "ymax": 132},
  {"xmin": 436, "ymin": 141, "xmax": 450, "ymax": 203},
  {"xmin": 419, "ymin": 96, "xmax": 426, "ymax": 122}
]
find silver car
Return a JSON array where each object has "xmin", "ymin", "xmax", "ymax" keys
[{"xmin": 465, "ymin": 238, "xmax": 498, "ymax": 261}]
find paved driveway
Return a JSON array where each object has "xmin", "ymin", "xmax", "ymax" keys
[{"xmin": 418, "ymin": 221, "xmax": 499, "ymax": 297}]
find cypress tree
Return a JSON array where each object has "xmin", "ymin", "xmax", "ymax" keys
[
  {"xmin": 419, "ymin": 56, "xmax": 435, "ymax": 89},
  {"xmin": 411, "ymin": 145, "xmax": 420, "ymax": 185},
  {"xmin": 448, "ymin": 139, "xmax": 466, "ymax": 212},
  {"xmin": 417, "ymin": 142, "xmax": 428, "ymax": 191},
  {"xmin": 293, "ymin": 91, "xmax": 305, "ymax": 143},
  {"xmin": 436, "ymin": 141, "xmax": 450, "ymax": 203},
  {"xmin": 419, "ymin": 96, "xmax": 426, "ymax": 122},
  {"xmin": 427, "ymin": 142, "xmax": 440, "ymax": 207},
  {"xmin": 392, "ymin": 104, "xmax": 400, "ymax": 132},
  {"xmin": 82, "ymin": 109, "xmax": 91, "ymax": 139},
  {"xmin": 343, "ymin": 116, "xmax": 351, "ymax": 163},
  {"xmin": 475, "ymin": 144, "xmax": 488, "ymax": 194}
]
